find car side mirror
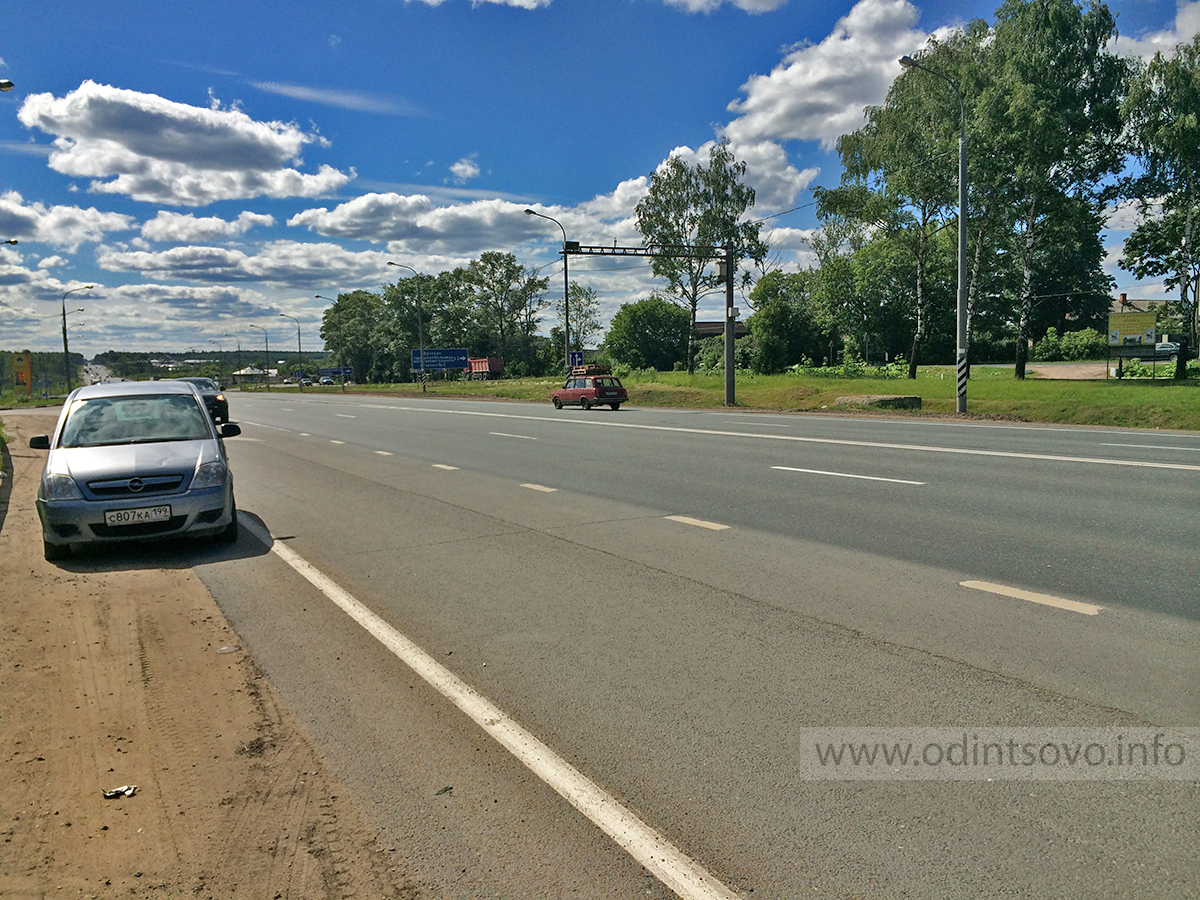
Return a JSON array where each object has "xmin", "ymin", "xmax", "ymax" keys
[
  {"xmin": 220, "ymin": 423, "xmax": 241, "ymax": 438},
  {"xmin": 28, "ymin": 434, "xmax": 50, "ymax": 450}
]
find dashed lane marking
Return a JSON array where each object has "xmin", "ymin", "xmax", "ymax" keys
[
  {"xmin": 521, "ymin": 483, "xmax": 557, "ymax": 492},
  {"xmin": 772, "ymin": 465, "xmax": 925, "ymax": 485},
  {"xmin": 960, "ymin": 580, "xmax": 1102, "ymax": 616},
  {"xmin": 665, "ymin": 515, "xmax": 729, "ymax": 531}
]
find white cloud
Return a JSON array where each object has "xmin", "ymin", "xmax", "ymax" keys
[
  {"xmin": 725, "ymin": 0, "xmax": 931, "ymax": 150},
  {"xmin": 249, "ymin": 80, "xmax": 421, "ymax": 115},
  {"xmin": 142, "ymin": 210, "xmax": 276, "ymax": 243},
  {"xmin": 450, "ymin": 157, "xmax": 481, "ymax": 184},
  {"xmin": 1110, "ymin": 0, "xmax": 1200, "ymax": 59},
  {"xmin": 37, "ymin": 255, "xmax": 67, "ymax": 269},
  {"xmin": 0, "ymin": 190, "xmax": 137, "ymax": 251},
  {"xmin": 18, "ymin": 81, "xmax": 354, "ymax": 206}
]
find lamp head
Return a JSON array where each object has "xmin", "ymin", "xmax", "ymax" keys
[
  {"xmin": 0, "ymin": 80, "xmax": 14, "ymax": 93},
  {"xmin": 899, "ymin": 55, "xmax": 916, "ymax": 68}
]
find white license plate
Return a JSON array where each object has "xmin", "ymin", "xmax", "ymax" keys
[{"xmin": 105, "ymin": 505, "xmax": 171, "ymax": 526}]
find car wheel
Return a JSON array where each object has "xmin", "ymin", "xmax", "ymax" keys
[
  {"xmin": 610, "ymin": 403, "xmax": 621, "ymax": 410},
  {"xmin": 580, "ymin": 397, "xmax": 591, "ymax": 410},
  {"xmin": 43, "ymin": 538, "xmax": 70, "ymax": 561},
  {"xmin": 552, "ymin": 397, "xmax": 563, "ymax": 409},
  {"xmin": 216, "ymin": 499, "xmax": 239, "ymax": 543},
  {"xmin": 1169, "ymin": 354, "xmax": 1178, "ymax": 363}
]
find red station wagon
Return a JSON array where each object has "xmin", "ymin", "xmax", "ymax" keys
[{"xmin": 552, "ymin": 371, "xmax": 628, "ymax": 410}]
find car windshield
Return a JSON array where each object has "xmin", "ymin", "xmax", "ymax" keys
[
  {"xmin": 59, "ymin": 395, "xmax": 212, "ymax": 448},
  {"xmin": 179, "ymin": 378, "xmax": 217, "ymax": 391}
]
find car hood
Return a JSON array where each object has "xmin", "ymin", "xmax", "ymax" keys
[{"xmin": 47, "ymin": 440, "xmax": 217, "ymax": 480}]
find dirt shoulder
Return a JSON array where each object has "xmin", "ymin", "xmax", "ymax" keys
[{"xmin": 0, "ymin": 412, "xmax": 411, "ymax": 899}]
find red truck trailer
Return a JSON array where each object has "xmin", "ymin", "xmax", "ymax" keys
[{"xmin": 466, "ymin": 357, "xmax": 504, "ymax": 380}]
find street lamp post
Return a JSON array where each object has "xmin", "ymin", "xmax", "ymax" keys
[
  {"xmin": 61, "ymin": 285, "xmax": 93, "ymax": 394},
  {"xmin": 280, "ymin": 313, "xmax": 302, "ymax": 391},
  {"xmin": 249, "ymin": 324, "xmax": 269, "ymax": 391},
  {"xmin": 207, "ymin": 339, "xmax": 223, "ymax": 383},
  {"xmin": 316, "ymin": 294, "xmax": 346, "ymax": 391},
  {"xmin": 525, "ymin": 209, "xmax": 571, "ymax": 374},
  {"xmin": 223, "ymin": 333, "xmax": 242, "ymax": 389},
  {"xmin": 0, "ymin": 81, "xmax": 14, "ymax": 93},
  {"xmin": 900, "ymin": 54, "xmax": 968, "ymax": 414},
  {"xmin": 386, "ymin": 263, "xmax": 426, "ymax": 392}
]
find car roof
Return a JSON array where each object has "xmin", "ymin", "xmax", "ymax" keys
[{"xmin": 70, "ymin": 381, "xmax": 201, "ymax": 401}]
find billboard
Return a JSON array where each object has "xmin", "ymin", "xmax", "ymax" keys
[
  {"xmin": 411, "ymin": 348, "xmax": 468, "ymax": 370},
  {"xmin": 12, "ymin": 353, "xmax": 32, "ymax": 398},
  {"xmin": 1108, "ymin": 312, "xmax": 1156, "ymax": 346}
]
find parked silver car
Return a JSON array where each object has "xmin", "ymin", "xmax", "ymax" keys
[{"xmin": 28, "ymin": 381, "xmax": 241, "ymax": 561}]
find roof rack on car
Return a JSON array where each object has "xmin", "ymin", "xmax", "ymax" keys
[{"xmin": 569, "ymin": 364, "xmax": 611, "ymax": 376}]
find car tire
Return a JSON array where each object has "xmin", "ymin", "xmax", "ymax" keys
[
  {"xmin": 610, "ymin": 403, "xmax": 621, "ymax": 410},
  {"xmin": 43, "ymin": 538, "xmax": 70, "ymax": 561},
  {"xmin": 1169, "ymin": 354, "xmax": 1178, "ymax": 363},
  {"xmin": 552, "ymin": 397, "xmax": 563, "ymax": 409},
  {"xmin": 216, "ymin": 499, "xmax": 239, "ymax": 544},
  {"xmin": 580, "ymin": 397, "xmax": 591, "ymax": 410}
]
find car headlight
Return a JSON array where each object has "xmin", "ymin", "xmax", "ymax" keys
[
  {"xmin": 43, "ymin": 473, "xmax": 83, "ymax": 501},
  {"xmin": 215, "ymin": 393, "xmax": 225, "ymax": 403},
  {"xmin": 192, "ymin": 461, "xmax": 227, "ymax": 489}
]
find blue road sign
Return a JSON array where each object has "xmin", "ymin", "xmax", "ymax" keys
[
  {"xmin": 569, "ymin": 351, "xmax": 585, "ymax": 367},
  {"xmin": 412, "ymin": 348, "xmax": 468, "ymax": 371}
]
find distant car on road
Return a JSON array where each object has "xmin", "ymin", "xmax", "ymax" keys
[
  {"xmin": 301, "ymin": 377, "xmax": 313, "ymax": 386},
  {"xmin": 27, "ymin": 380, "xmax": 241, "ymax": 561},
  {"xmin": 319, "ymin": 375, "xmax": 334, "ymax": 386},
  {"xmin": 174, "ymin": 377, "xmax": 229, "ymax": 423},
  {"xmin": 552, "ymin": 366, "xmax": 628, "ymax": 410}
]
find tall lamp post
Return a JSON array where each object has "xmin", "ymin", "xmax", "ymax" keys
[
  {"xmin": 207, "ymin": 339, "xmax": 223, "ymax": 383},
  {"xmin": 900, "ymin": 54, "xmax": 968, "ymax": 414},
  {"xmin": 249, "ymin": 324, "xmax": 269, "ymax": 391},
  {"xmin": 61, "ymin": 285, "xmax": 93, "ymax": 394},
  {"xmin": 280, "ymin": 313, "xmax": 302, "ymax": 391},
  {"xmin": 525, "ymin": 209, "xmax": 571, "ymax": 373},
  {"xmin": 386, "ymin": 263, "xmax": 426, "ymax": 392},
  {"xmin": 316, "ymin": 294, "xmax": 346, "ymax": 392},
  {"xmin": 223, "ymin": 333, "xmax": 242, "ymax": 389}
]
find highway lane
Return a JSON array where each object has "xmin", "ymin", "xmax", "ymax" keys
[
  {"xmin": 188, "ymin": 391, "xmax": 1197, "ymax": 899},
  {"xmin": 229, "ymin": 392, "xmax": 1199, "ymax": 617}
]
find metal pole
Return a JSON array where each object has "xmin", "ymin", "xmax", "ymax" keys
[
  {"xmin": 224, "ymin": 334, "xmax": 241, "ymax": 390},
  {"xmin": 60, "ymin": 285, "xmax": 93, "ymax": 395},
  {"xmin": 249, "ymin": 325, "xmax": 269, "ymax": 391},
  {"xmin": 724, "ymin": 244, "xmax": 735, "ymax": 406},
  {"xmin": 280, "ymin": 313, "xmax": 301, "ymax": 391},
  {"xmin": 899, "ymin": 55, "xmax": 968, "ymax": 413},
  {"xmin": 525, "ymin": 209, "xmax": 570, "ymax": 372}
]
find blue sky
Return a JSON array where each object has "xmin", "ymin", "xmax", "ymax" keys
[{"xmin": 1, "ymin": 0, "xmax": 1196, "ymax": 356}]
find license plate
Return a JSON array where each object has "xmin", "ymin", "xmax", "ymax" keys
[{"xmin": 105, "ymin": 505, "xmax": 171, "ymax": 526}]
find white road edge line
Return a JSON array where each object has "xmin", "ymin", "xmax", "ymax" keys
[
  {"xmin": 772, "ymin": 466, "xmax": 925, "ymax": 485},
  {"xmin": 239, "ymin": 517, "xmax": 739, "ymax": 900},
  {"xmin": 665, "ymin": 515, "xmax": 730, "ymax": 531},
  {"xmin": 521, "ymin": 483, "xmax": 557, "ymax": 492},
  {"xmin": 960, "ymin": 580, "xmax": 1102, "ymax": 616},
  {"xmin": 337, "ymin": 414, "xmax": 357, "ymax": 418}
]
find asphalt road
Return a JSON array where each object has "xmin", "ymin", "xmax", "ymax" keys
[{"xmin": 192, "ymin": 392, "xmax": 1198, "ymax": 899}]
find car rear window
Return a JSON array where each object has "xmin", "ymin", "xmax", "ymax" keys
[
  {"xmin": 595, "ymin": 377, "xmax": 619, "ymax": 387},
  {"xmin": 59, "ymin": 395, "xmax": 212, "ymax": 448}
]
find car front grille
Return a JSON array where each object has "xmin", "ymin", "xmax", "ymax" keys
[{"xmin": 88, "ymin": 474, "xmax": 186, "ymax": 498}]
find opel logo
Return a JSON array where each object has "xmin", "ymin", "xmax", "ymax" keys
[{"xmin": 127, "ymin": 478, "xmax": 145, "ymax": 493}]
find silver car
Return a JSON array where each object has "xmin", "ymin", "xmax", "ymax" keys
[{"xmin": 28, "ymin": 381, "xmax": 241, "ymax": 561}]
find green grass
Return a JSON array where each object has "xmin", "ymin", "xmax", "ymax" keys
[
  {"xmin": 285, "ymin": 367, "xmax": 1200, "ymax": 431},
  {"xmin": 7, "ymin": 370, "xmax": 1199, "ymax": 431}
]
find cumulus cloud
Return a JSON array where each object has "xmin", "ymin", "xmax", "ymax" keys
[
  {"xmin": 37, "ymin": 255, "xmax": 68, "ymax": 269},
  {"xmin": 141, "ymin": 210, "xmax": 276, "ymax": 243},
  {"xmin": 97, "ymin": 239, "xmax": 394, "ymax": 288},
  {"xmin": 1110, "ymin": 0, "xmax": 1200, "ymax": 59},
  {"xmin": 450, "ymin": 157, "xmax": 481, "ymax": 184},
  {"xmin": 18, "ymin": 81, "xmax": 354, "ymax": 206},
  {"xmin": 0, "ymin": 190, "xmax": 137, "ymax": 251},
  {"xmin": 725, "ymin": 0, "xmax": 931, "ymax": 150}
]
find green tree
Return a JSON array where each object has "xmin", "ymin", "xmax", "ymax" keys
[
  {"xmin": 634, "ymin": 139, "xmax": 768, "ymax": 373},
  {"xmin": 602, "ymin": 297, "xmax": 692, "ymax": 371},
  {"xmin": 1121, "ymin": 34, "xmax": 1200, "ymax": 377},
  {"xmin": 560, "ymin": 282, "xmax": 602, "ymax": 351},
  {"xmin": 978, "ymin": 0, "xmax": 1129, "ymax": 378},
  {"xmin": 319, "ymin": 290, "xmax": 383, "ymax": 383},
  {"xmin": 746, "ymin": 269, "xmax": 826, "ymax": 371},
  {"xmin": 465, "ymin": 252, "xmax": 549, "ymax": 363}
]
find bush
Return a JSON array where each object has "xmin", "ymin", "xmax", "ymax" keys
[
  {"xmin": 1059, "ymin": 328, "xmax": 1108, "ymax": 360},
  {"xmin": 1031, "ymin": 327, "xmax": 1063, "ymax": 361}
]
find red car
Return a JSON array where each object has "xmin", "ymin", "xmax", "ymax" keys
[{"xmin": 552, "ymin": 371, "xmax": 628, "ymax": 410}]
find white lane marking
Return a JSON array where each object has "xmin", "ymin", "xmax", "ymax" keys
[
  {"xmin": 281, "ymin": 407, "xmax": 294, "ymax": 411},
  {"xmin": 772, "ymin": 466, "xmax": 925, "ymax": 485},
  {"xmin": 381, "ymin": 407, "xmax": 1200, "ymax": 473},
  {"xmin": 961, "ymin": 580, "xmax": 1102, "ymax": 616},
  {"xmin": 521, "ymin": 483, "xmax": 557, "ymax": 493},
  {"xmin": 236, "ymin": 437, "xmax": 263, "ymax": 442},
  {"xmin": 330, "ymin": 440, "xmax": 345, "ymax": 445},
  {"xmin": 491, "ymin": 432, "xmax": 538, "ymax": 440},
  {"xmin": 240, "ymin": 517, "xmax": 739, "ymax": 900},
  {"xmin": 374, "ymin": 450, "xmax": 394, "ymax": 456},
  {"xmin": 299, "ymin": 432, "xmax": 310, "ymax": 437},
  {"xmin": 665, "ymin": 515, "xmax": 730, "ymax": 531},
  {"xmin": 1102, "ymin": 442, "xmax": 1200, "ymax": 452},
  {"xmin": 432, "ymin": 464, "xmax": 459, "ymax": 470},
  {"xmin": 336, "ymin": 414, "xmax": 357, "ymax": 418}
]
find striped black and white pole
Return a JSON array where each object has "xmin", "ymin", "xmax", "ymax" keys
[{"xmin": 956, "ymin": 349, "xmax": 968, "ymax": 413}]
